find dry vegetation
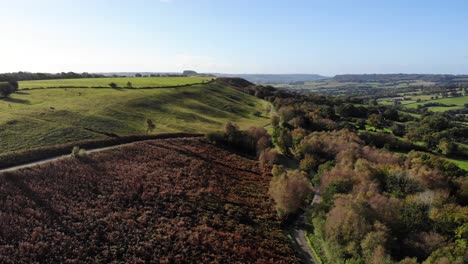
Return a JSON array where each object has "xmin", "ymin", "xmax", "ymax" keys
[{"xmin": 0, "ymin": 138, "xmax": 298, "ymax": 263}]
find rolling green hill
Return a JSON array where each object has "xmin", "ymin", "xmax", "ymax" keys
[
  {"xmin": 19, "ymin": 76, "xmax": 213, "ymax": 89},
  {"xmin": 0, "ymin": 80, "xmax": 269, "ymax": 154}
]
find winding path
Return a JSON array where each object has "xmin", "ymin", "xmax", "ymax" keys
[{"xmin": 291, "ymin": 190, "xmax": 322, "ymax": 264}]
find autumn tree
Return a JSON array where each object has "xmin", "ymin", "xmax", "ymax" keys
[
  {"xmin": 437, "ymin": 139, "xmax": 458, "ymax": 156},
  {"xmin": 367, "ymin": 114, "xmax": 385, "ymax": 129},
  {"xmin": 268, "ymin": 170, "xmax": 311, "ymax": 216}
]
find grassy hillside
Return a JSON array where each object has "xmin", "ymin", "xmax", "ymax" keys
[
  {"xmin": 0, "ymin": 81, "xmax": 269, "ymax": 153},
  {"xmin": 0, "ymin": 138, "xmax": 298, "ymax": 263},
  {"xmin": 19, "ymin": 76, "xmax": 213, "ymax": 89}
]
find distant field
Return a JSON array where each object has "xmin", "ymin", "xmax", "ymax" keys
[
  {"xmin": 404, "ymin": 95, "xmax": 468, "ymax": 111},
  {"xmin": 19, "ymin": 77, "xmax": 213, "ymax": 89},
  {"xmin": 297, "ymin": 79, "xmax": 433, "ymax": 90},
  {"xmin": 448, "ymin": 158, "xmax": 468, "ymax": 170},
  {"xmin": 0, "ymin": 81, "xmax": 269, "ymax": 153}
]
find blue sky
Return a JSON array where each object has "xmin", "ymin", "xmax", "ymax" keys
[{"xmin": 1, "ymin": 0, "xmax": 468, "ymax": 75}]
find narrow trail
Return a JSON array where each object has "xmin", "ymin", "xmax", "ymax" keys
[
  {"xmin": 0, "ymin": 143, "xmax": 135, "ymax": 174},
  {"xmin": 291, "ymin": 189, "xmax": 322, "ymax": 264},
  {"xmin": 0, "ymin": 135, "xmax": 204, "ymax": 174}
]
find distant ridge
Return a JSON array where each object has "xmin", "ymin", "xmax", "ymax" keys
[
  {"xmin": 213, "ymin": 73, "xmax": 328, "ymax": 84},
  {"xmin": 332, "ymin": 74, "xmax": 468, "ymax": 83}
]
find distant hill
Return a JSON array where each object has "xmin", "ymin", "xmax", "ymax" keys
[
  {"xmin": 214, "ymin": 74, "xmax": 328, "ymax": 84},
  {"xmin": 332, "ymin": 74, "xmax": 468, "ymax": 83},
  {"xmin": 92, "ymin": 72, "xmax": 328, "ymax": 83}
]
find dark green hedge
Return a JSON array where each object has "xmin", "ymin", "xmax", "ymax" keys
[{"xmin": 0, "ymin": 133, "xmax": 203, "ymax": 170}]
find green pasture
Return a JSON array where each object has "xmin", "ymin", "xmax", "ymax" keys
[
  {"xmin": 405, "ymin": 96, "xmax": 467, "ymax": 110},
  {"xmin": 19, "ymin": 76, "xmax": 213, "ymax": 89},
  {"xmin": 0, "ymin": 82, "xmax": 269, "ymax": 153}
]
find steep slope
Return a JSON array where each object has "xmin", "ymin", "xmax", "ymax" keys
[
  {"xmin": 0, "ymin": 138, "xmax": 298, "ymax": 263},
  {"xmin": 0, "ymin": 79, "xmax": 269, "ymax": 154}
]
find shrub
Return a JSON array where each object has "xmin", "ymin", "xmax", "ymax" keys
[
  {"xmin": 109, "ymin": 82, "xmax": 118, "ymax": 88},
  {"xmin": 259, "ymin": 148, "xmax": 280, "ymax": 168},
  {"xmin": 71, "ymin": 146, "xmax": 87, "ymax": 158},
  {"xmin": 145, "ymin": 118, "xmax": 156, "ymax": 134},
  {"xmin": 205, "ymin": 131, "xmax": 225, "ymax": 143}
]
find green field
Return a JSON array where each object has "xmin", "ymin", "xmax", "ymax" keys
[
  {"xmin": 404, "ymin": 95, "xmax": 468, "ymax": 111},
  {"xmin": 0, "ymin": 81, "xmax": 269, "ymax": 153},
  {"xmin": 19, "ymin": 76, "xmax": 213, "ymax": 89},
  {"xmin": 447, "ymin": 158, "xmax": 468, "ymax": 170}
]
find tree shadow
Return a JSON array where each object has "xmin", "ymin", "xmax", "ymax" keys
[{"xmin": 2, "ymin": 97, "xmax": 30, "ymax": 104}]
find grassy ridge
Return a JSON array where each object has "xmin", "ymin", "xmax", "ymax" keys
[
  {"xmin": 0, "ymin": 82, "xmax": 269, "ymax": 153},
  {"xmin": 19, "ymin": 76, "xmax": 213, "ymax": 89}
]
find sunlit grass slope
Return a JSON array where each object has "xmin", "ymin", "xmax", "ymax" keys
[
  {"xmin": 19, "ymin": 76, "xmax": 213, "ymax": 89},
  {"xmin": 0, "ymin": 82, "xmax": 269, "ymax": 153}
]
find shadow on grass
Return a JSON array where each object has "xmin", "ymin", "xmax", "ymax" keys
[
  {"xmin": 112, "ymin": 87, "xmax": 125, "ymax": 91},
  {"xmin": 2, "ymin": 97, "xmax": 30, "ymax": 104}
]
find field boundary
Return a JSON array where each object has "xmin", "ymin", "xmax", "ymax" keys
[
  {"xmin": 0, "ymin": 132, "xmax": 204, "ymax": 170},
  {"xmin": 20, "ymin": 79, "xmax": 217, "ymax": 90}
]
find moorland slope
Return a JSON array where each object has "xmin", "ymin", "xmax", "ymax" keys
[{"xmin": 0, "ymin": 137, "xmax": 298, "ymax": 263}]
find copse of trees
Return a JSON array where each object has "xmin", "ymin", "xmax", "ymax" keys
[{"xmin": 205, "ymin": 122, "xmax": 272, "ymax": 156}]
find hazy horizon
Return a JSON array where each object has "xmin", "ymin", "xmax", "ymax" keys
[{"xmin": 2, "ymin": 0, "xmax": 468, "ymax": 75}]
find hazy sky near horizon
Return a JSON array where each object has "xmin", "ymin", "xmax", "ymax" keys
[{"xmin": 1, "ymin": 0, "xmax": 468, "ymax": 76}]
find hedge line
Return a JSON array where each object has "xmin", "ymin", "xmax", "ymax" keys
[{"xmin": 0, "ymin": 132, "xmax": 204, "ymax": 170}]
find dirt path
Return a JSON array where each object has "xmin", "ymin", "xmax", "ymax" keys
[
  {"xmin": 291, "ymin": 190, "xmax": 322, "ymax": 264},
  {"xmin": 0, "ymin": 141, "xmax": 147, "ymax": 174}
]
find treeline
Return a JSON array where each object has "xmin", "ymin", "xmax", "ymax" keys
[{"xmin": 0, "ymin": 71, "xmax": 105, "ymax": 82}]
